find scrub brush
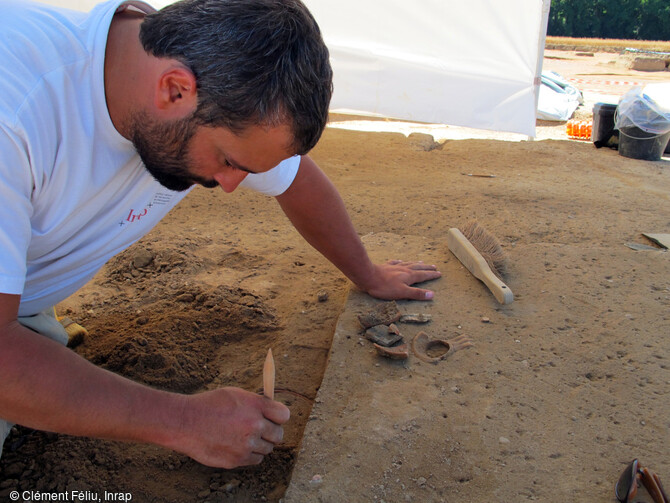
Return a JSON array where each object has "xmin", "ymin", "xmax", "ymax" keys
[{"xmin": 447, "ymin": 221, "xmax": 513, "ymax": 304}]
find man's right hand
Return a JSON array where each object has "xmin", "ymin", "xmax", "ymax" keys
[
  {"xmin": 1, "ymin": 292, "xmax": 290, "ymax": 469},
  {"xmin": 166, "ymin": 387, "xmax": 291, "ymax": 468}
]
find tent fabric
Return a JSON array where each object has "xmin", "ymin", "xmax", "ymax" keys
[
  {"xmin": 40, "ymin": 0, "xmax": 550, "ymax": 137},
  {"xmin": 302, "ymin": 0, "xmax": 550, "ymax": 137}
]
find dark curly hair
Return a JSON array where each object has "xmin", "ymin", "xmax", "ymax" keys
[{"xmin": 139, "ymin": 0, "xmax": 333, "ymax": 154}]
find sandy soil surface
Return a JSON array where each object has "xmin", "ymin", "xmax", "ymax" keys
[{"xmin": 0, "ymin": 50, "xmax": 668, "ymax": 502}]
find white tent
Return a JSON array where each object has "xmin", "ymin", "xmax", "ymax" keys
[
  {"xmin": 39, "ymin": 0, "xmax": 551, "ymax": 137},
  {"xmin": 303, "ymin": 0, "xmax": 550, "ymax": 137}
]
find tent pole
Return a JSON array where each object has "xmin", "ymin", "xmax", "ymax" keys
[{"xmin": 530, "ymin": 0, "xmax": 552, "ymax": 141}]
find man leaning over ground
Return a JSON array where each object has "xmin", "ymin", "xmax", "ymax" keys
[{"xmin": 0, "ymin": 0, "xmax": 441, "ymax": 469}]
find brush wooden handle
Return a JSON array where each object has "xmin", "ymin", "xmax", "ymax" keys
[
  {"xmin": 447, "ymin": 228, "xmax": 514, "ymax": 304},
  {"xmin": 263, "ymin": 348, "xmax": 275, "ymax": 400}
]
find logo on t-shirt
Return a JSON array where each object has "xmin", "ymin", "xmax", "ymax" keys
[
  {"xmin": 126, "ymin": 208, "xmax": 147, "ymax": 223},
  {"xmin": 118, "ymin": 192, "xmax": 175, "ymax": 227}
]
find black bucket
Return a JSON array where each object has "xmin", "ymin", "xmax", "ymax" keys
[
  {"xmin": 619, "ymin": 126, "xmax": 670, "ymax": 161},
  {"xmin": 592, "ymin": 103, "xmax": 619, "ymax": 148}
]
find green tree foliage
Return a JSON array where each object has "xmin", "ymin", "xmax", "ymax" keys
[{"xmin": 548, "ymin": 0, "xmax": 670, "ymax": 40}]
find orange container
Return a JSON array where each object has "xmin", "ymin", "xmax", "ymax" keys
[
  {"xmin": 567, "ymin": 120, "xmax": 593, "ymax": 140},
  {"xmin": 579, "ymin": 121, "xmax": 586, "ymax": 138}
]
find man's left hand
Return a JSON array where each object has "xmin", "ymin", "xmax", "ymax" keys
[{"xmin": 361, "ymin": 260, "xmax": 441, "ymax": 301}]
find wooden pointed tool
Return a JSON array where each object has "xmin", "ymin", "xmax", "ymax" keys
[
  {"xmin": 447, "ymin": 227, "xmax": 514, "ymax": 304},
  {"xmin": 642, "ymin": 233, "xmax": 670, "ymax": 249},
  {"xmin": 263, "ymin": 348, "xmax": 275, "ymax": 400}
]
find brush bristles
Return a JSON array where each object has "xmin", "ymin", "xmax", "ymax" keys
[{"xmin": 460, "ymin": 221, "xmax": 507, "ymax": 279}]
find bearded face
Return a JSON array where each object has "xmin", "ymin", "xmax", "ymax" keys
[{"xmin": 128, "ymin": 111, "xmax": 218, "ymax": 191}]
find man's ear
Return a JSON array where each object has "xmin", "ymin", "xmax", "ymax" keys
[{"xmin": 154, "ymin": 64, "xmax": 197, "ymax": 118}]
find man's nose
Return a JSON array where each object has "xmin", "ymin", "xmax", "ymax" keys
[{"xmin": 213, "ymin": 170, "xmax": 249, "ymax": 193}]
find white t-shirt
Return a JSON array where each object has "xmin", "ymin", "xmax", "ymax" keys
[{"xmin": 0, "ymin": 0, "xmax": 300, "ymax": 317}]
